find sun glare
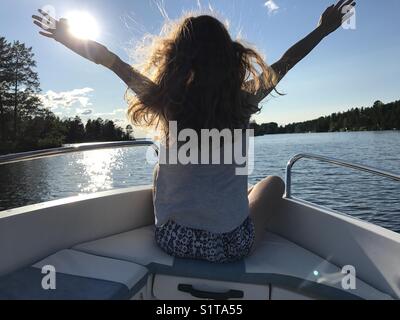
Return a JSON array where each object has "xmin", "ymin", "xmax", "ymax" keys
[{"xmin": 66, "ymin": 11, "xmax": 100, "ymax": 40}]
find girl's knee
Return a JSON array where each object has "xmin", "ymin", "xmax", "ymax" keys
[
  {"xmin": 260, "ymin": 176, "xmax": 285, "ymax": 193},
  {"xmin": 249, "ymin": 176, "xmax": 285, "ymax": 202}
]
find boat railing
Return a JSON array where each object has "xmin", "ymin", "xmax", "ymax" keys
[
  {"xmin": 285, "ymin": 153, "xmax": 400, "ymax": 198},
  {"xmin": 0, "ymin": 140, "xmax": 159, "ymax": 166}
]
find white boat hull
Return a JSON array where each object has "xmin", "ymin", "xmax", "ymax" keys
[{"xmin": 0, "ymin": 186, "xmax": 399, "ymax": 300}]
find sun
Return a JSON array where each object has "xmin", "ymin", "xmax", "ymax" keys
[{"xmin": 65, "ymin": 11, "xmax": 100, "ymax": 40}]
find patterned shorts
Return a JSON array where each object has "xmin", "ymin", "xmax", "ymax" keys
[{"xmin": 155, "ymin": 217, "xmax": 255, "ymax": 263}]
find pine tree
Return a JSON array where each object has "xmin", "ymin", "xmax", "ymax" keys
[
  {"xmin": 9, "ymin": 41, "xmax": 41, "ymax": 139},
  {"xmin": 0, "ymin": 37, "xmax": 12, "ymax": 142}
]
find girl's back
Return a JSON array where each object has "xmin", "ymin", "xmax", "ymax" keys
[
  {"xmin": 154, "ymin": 105, "xmax": 254, "ymax": 234},
  {"xmin": 154, "ymin": 155, "xmax": 250, "ymax": 234}
]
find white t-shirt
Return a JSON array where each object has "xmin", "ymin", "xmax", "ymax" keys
[{"xmin": 153, "ymin": 129, "xmax": 251, "ymax": 234}]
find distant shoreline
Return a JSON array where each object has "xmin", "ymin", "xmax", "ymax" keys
[
  {"xmin": 250, "ymin": 100, "xmax": 400, "ymax": 137},
  {"xmin": 254, "ymin": 129, "xmax": 399, "ymax": 137}
]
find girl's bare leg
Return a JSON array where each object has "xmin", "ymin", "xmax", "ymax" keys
[
  {"xmin": 152, "ymin": 163, "xmax": 160, "ymax": 200},
  {"xmin": 248, "ymin": 176, "xmax": 285, "ymax": 251}
]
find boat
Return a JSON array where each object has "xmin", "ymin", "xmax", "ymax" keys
[{"xmin": 0, "ymin": 141, "xmax": 399, "ymax": 300}]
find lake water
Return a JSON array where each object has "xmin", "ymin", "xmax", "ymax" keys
[{"xmin": 0, "ymin": 131, "xmax": 399, "ymax": 233}]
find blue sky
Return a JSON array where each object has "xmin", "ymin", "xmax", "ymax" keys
[{"xmin": 1, "ymin": 0, "xmax": 400, "ymax": 134}]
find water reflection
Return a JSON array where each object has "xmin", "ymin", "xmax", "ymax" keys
[
  {"xmin": 75, "ymin": 149, "xmax": 123, "ymax": 194},
  {"xmin": 0, "ymin": 145, "xmax": 155, "ymax": 211}
]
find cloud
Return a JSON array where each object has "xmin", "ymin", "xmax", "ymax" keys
[
  {"xmin": 76, "ymin": 108, "xmax": 93, "ymax": 116},
  {"xmin": 94, "ymin": 108, "xmax": 126, "ymax": 118},
  {"xmin": 264, "ymin": 0, "xmax": 279, "ymax": 15},
  {"xmin": 93, "ymin": 108, "xmax": 129, "ymax": 127},
  {"xmin": 39, "ymin": 87, "xmax": 94, "ymax": 110},
  {"xmin": 39, "ymin": 88, "xmax": 130, "ymax": 126}
]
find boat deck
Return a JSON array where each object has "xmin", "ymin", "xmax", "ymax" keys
[{"xmin": 0, "ymin": 225, "xmax": 391, "ymax": 300}]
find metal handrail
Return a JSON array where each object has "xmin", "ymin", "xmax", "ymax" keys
[
  {"xmin": 0, "ymin": 140, "xmax": 158, "ymax": 166},
  {"xmin": 285, "ymin": 153, "xmax": 400, "ymax": 198}
]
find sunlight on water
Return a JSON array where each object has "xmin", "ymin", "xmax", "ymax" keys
[{"xmin": 76, "ymin": 149, "xmax": 123, "ymax": 193}]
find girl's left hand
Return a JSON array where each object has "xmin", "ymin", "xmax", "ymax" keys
[
  {"xmin": 318, "ymin": 0, "xmax": 356, "ymax": 37},
  {"xmin": 32, "ymin": 9, "xmax": 73, "ymax": 46},
  {"xmin": 32, "ymin": 9, "xmax": 111, "ymax": 66}
]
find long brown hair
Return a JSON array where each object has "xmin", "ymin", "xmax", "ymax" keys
[{"xmin": 127, "ymin": 14, "xmax": 278, "ymax": 135}]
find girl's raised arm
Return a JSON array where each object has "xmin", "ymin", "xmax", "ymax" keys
[
  {"xmin": 247, "ymin": 0, "xmax": 356, "ymax": 105},
  {"xmin": 32, "ymin": 9, "xmax": 156, "ymax": 96}
]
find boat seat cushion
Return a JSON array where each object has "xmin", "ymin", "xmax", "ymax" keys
[
  {"xmin": 73, "ymin": 225, "xmax": 391, "ymax": 300},
  {"xmin": 0, "ymin": 250, "xmax": 148, "ymax": 300}
]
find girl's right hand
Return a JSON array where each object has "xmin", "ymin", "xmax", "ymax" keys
[{"xmin": 318, "ymin": 0, "xmax": 356, "ymax": 37}]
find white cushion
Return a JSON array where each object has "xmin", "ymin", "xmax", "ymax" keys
[
  {"xmin": 33, "ymin": 249, "xmax": 148, "ymax": 290},
  {"xmin": 74, "ymin": 226, "xmax": 174, "ymax": 267},
  {"xmin": 246, "ymin": 232, "xmax": 392, "ymax": 300}
]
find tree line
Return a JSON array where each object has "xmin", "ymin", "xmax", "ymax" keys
[
  {"xmin": 250, "ymin": 100, "xmax": 400, "ymax": 136},
  {"xmin": 0, "ymin": 36, "xmax": 133, "ymax": 155}
]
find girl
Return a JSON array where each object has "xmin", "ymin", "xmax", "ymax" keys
[{"xmin": 33, "ymin": 0, "xmax": 356, "ymax": 263}]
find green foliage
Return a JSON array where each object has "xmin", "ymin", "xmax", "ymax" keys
[
  {"xmin": 1, "ymin": 111, "xmax": 134, "ymax": 154},
  {"xmin": 251, "ymin": 100, "xmax": 400, "ymax": 136},
  {"xmin": 0, "ymin": 36, "xmax": 133, "ymax": 155}
]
